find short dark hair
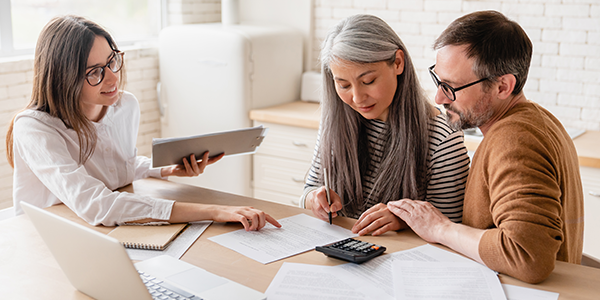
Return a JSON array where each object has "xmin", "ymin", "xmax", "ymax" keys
[{"xmin": 433, "ymin": 10, "xmax": 532, "ymax": 95}]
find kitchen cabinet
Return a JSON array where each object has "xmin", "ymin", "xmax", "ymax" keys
[
  {"xmin": 250, "ymin": 101, "xmax": 320, "ymax": 206},
  {"xmin": 580, "ymin": 166, "xmax": 600, "ymax": 260},
  {"xmin": 252, "ymin": 122, "xmax": 317, "ymax": 206}
]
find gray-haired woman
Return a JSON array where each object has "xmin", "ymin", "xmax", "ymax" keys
[{"xmin": 300, "ymin": 14, "xmax": 469, "ymax": 236}]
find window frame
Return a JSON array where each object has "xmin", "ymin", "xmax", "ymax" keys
[
  {"xmin": 0, "ymin": 0, "xmax": 166, "ymax": 58},
  {"xmin": 0, "ymin": 0, "xmax": 15, "ymax": 56}
]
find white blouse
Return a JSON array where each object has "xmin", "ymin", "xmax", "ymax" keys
[{"xmin": 12, "ymin": 91, "xmax": 173, "ymax": 226}]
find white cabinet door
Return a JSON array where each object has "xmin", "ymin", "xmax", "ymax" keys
[
  {"xmin": 254, "ymin": 122, "xmax": 317, "ymax": 161},
  {"xmin": 253, "ymin": 154, "xmax": 309, "ymax": 197},
  {"xmin": 252, "ymin": 121, "xmax": 317, "ymax": 205},
  {"xmin": 580, "ymin": 166, "xmax": 600, "ymax": 260}
]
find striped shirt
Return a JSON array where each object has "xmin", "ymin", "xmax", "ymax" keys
[{"xmin": 301, "ymin": 114, "xmax": 470, "ymax": 222}]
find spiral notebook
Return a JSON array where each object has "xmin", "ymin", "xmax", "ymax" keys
[{"xmin": 107, "ymin": 223, "xmax": 188, "ymax": 250}]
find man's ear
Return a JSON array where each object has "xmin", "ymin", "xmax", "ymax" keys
[
  {"xmin": 497, "ymin": 74, "xmax": 516, "ymax": 99},
  {"xmin": 394, "ymin": 49, "xmax": 405, "ymax": 76}
]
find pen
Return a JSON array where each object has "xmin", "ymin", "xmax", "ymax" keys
[{"xmin": 324, "ymin": 168, "xmax": 332, "ymax": 225}]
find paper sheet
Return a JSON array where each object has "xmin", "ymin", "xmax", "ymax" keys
[
  {"xmin": 332, "ymin": 244, "xmax": 484, "ymax": 298},
  {"xmin": 208, "ymin": 214, "xmax": 357, "ymax": 264},
  {"xmin": 502, "ymin": 284, "xmax": 559, "ymax": 300},
  {"xmin": 126, "ymin": 221, "xmax": 212, "ymax": 260},
  {"xmin": 393, "ymin": 260, "xmax": 507, "ymax": 300},
  {"xmin": 265, "ymin": 262, "xmax": 389, "ymax": 300},
  {"xmin": 266, "ymin": 244, "xmax": 559, "ymax": 300}
]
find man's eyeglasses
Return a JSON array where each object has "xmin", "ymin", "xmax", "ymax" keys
[
  {"xmin": 428, "ymin": 64, "xmax": 488, "ymax": 101},
  {"xmin": 85, "ymin": 50, "xmax": 124, "ymax": 86}
]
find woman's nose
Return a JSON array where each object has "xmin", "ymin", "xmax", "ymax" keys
[
  {"xmin": 104, "ymin": 66, "xmax": 120, "ymax": 85},
  {"xmin": 352, "ymin": 87, "xmax": 367, "ymax": 104}
]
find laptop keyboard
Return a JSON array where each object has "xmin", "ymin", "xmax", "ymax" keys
[{"xmin": 138, "ymin": 270, "xmax": 202, "ymax": 300}]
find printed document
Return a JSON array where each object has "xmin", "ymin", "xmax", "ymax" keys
[
  {"xmin": 265, "ymin": 262, "xmax": 390, "ymax": 300},
  {"xmin": 265, "ymin": 243, "xmax": 557, "ymax": 300},
  {"xmin": 393, "ymin": 260, "xmax": 507, "ymax": 300},
  {"xmin": 502, "ymin": 284, "xmax": 559, "ymax": 300},
  {"xmin": 337, "ymin": 244, "xmax": 484, "ymax": 298},
  {"xmin": 208, "ymin": 214, "xmax": 357, "ymax": 264}
]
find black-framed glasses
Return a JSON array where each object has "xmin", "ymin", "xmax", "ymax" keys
[
  {"xmin": 428, "ymin": 64, "xmax": 488, "ymax": 101},
  {"xmin": 85, "ymin": 50, "xmax": 124, "ymax": 86}
]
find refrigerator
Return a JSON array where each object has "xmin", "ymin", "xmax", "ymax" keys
[{"xmin": 158, "ymin": 23, "xmax": 303, "ymax": 197}]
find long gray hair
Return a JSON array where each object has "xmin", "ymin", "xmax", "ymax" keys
[{"xmin": 319, "ymin": 14, "xmax": 432, "ymax": 215}]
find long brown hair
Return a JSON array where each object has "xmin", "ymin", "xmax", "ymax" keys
[
  {"xmin": 6, "ymin": 15, "xmax": 125, "ymax": 167},
  {"xmin": 319, "ymin": 14, "xmax": 432, "ymax": 215}
]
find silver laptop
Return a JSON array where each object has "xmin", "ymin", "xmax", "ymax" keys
[{"xmin": 21, "ymin": 202, "xmax": 266, "ymax": 300}]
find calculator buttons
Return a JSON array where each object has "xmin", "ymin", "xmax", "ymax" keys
[{"xmin": 315, "ymin": 238, "xmax": 386, "ymax": 263}]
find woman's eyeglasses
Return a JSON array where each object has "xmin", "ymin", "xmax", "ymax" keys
[
  {"xmin": 428, "ymin": 64, "xmax": 488, "ymax": 101},
  {"xmin": 85, "ymin": 51, "xmax": 124, "ymax": 86}
]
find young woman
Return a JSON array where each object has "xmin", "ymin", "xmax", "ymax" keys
[
  {"xmin": 6, "ymin": 15, "xmax": 280, "ymax": 230},
  {"xmin": 300, "ymin": 14, "xmax": 469, "ymax": 236}
]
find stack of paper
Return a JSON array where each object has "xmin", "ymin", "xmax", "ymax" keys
[
  {"xmin": 208, "ymin": 213, "xmax": 559, "ymax": 300},
  {"xmin": 265, "ymin": 244, "xmax": 559, "ymax": 300}
]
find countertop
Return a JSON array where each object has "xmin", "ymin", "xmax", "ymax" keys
[{"xmin": 250, "ymin": 101, "xmax": 600, "ymax": 168}]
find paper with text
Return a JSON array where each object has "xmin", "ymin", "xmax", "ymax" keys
[
  {"xmin": 265, "ymin": 262, "xmax": 390, "ymax": 300},
  {"xmin": 208, "ymin": 214, "xmax": 357, "ymax": 264},
  {"xmin": 335, "ymin": 244, "xmax": 484, "ymax": 298},
  {"xmin": 502, "ymin": 284, "xmax": 559, "ymax": 300},
  {"xmin": 393, "ymin": 260, "xmax": 507, "ymax": 300}
]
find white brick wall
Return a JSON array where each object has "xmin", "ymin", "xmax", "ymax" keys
[
  {"xmin": 0, "ymin": 0, "xmax": 217, "ymax": 210},
  {"xmin": 0, "ymin": 59, "xmax": 33, "ymax": 210},
  {"xmin": 2, "ymin": 0, "xmax": 599, "ymax": 210},
  {"xmin": 313, "ymin": 0, "xmax": 600, "ymax": 131},
  {"xmin": 167, "ymin": 0, "xmax": 221, "ymax": 25}
]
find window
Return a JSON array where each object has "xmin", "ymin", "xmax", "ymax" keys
[{"xmin": 0, "ymin": 0, "xmax": 162, "ymax": 57}]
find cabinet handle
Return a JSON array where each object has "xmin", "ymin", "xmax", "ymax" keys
[
  {"xmin": 292, "ymin": 141, "xmax": 307, "ymax": 147},
  {"xmin": 590, "ymin": 191, "xmax": 600, "ymax": 197},
  {"xmin": 292, "ymin": 177, "xmax": 304, "ymax": 183}
]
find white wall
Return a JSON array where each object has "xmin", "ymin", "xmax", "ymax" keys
[
  {"xmin": 0, "ymin": 0, "xmax": 216, "ymax": 210},
  {"xmin": 1, "ymin": 0, "xmax": 598, "ymax": 210},
  {"xmin": 166, "ymin": 0, "xmax": 221, "ymax": 24},
  {"xmin": 313, "ymin": 0, "xmax": 600, "ymax": 131}
]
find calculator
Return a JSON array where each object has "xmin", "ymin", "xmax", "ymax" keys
[{"xmin": 315, "ymin": 238, "xmax": 386, "ymax": 263}]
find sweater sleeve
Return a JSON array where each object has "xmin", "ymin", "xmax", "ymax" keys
[{"xmin": 477, "ymin": 125, "xmax": 563, "ymax": 284}]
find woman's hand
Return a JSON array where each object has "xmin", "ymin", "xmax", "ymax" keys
[
  {"xmin": 167, "ymin": 202, "xmax": 281, "ymax": 231},
  {"xmin": 351, "ymin": 203, "xmax": 406, "ymax": 236},
  {"xmin": 305, "ymin": 187, "xmax": 343, "ymax": 222},
  {"xmin": 208, "ymin": 205, "xmax": 282, "ymax": 231},
  {"xmin": 160, "ymin": 151, "xmax": 224, "ymax": 177}
]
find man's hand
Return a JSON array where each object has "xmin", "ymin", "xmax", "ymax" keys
[{"xmin": 387, "ymin": 199, "xmax": 450, "ymax": 243}]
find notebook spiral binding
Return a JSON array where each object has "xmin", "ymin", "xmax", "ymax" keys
[{"xmin": 122, "ymin": 242, "xmax": 165, "ymax": 250}]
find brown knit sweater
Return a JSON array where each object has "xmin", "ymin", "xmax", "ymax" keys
[{"xmin": 463, "ymin": 101, "xmax": 584, "ymax": 284}]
